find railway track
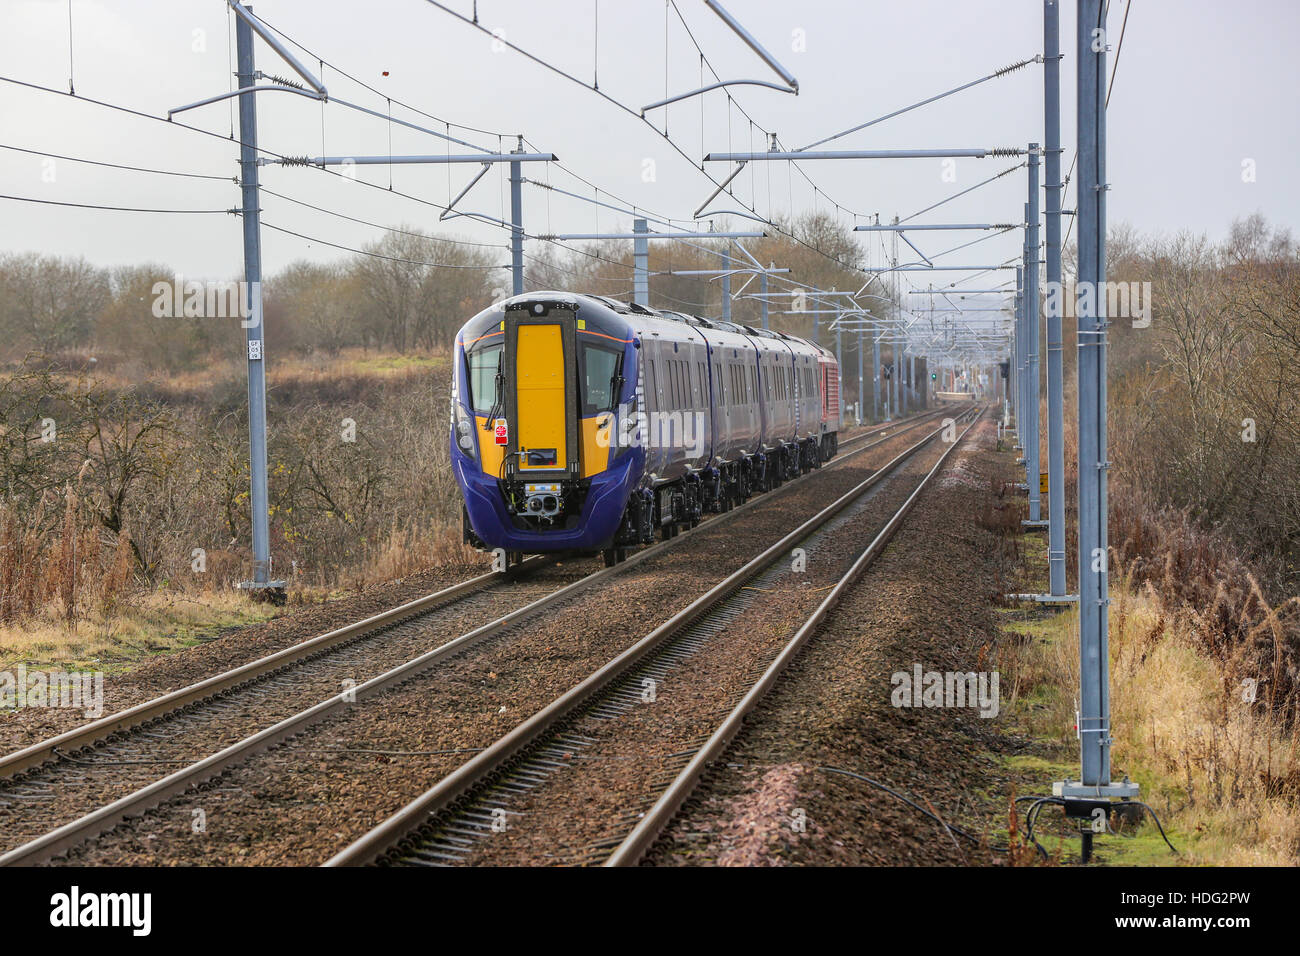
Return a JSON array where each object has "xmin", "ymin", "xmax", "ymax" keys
[
  {"xmin": 324, "ymin": 406, "xmax": 981, "ymax": 866},
  {"xmin": 0, "ymin": 407, "xmax": 955, "ymax": 866}
]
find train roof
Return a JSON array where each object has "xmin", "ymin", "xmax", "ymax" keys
[{"xmin": 456, "ymin": 291, "xmax": 836, "ymax": 366}]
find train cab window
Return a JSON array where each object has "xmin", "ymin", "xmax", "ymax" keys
[
  {"xmin": 580, "ymin": 343, "xmax": 621, "ymax": 415},
  {"xmin": 466, "ymin": 343, "xmax": 502, "ymax": 416}
]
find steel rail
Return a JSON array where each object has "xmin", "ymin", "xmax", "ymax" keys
[
  {"xmin": 324, "ymin": 409, "xmax": 973, "ymax": 867},
  {"xmin": 0, "ymin": 557, "xmax": 553, "ymax": 780},
  {"xmin": 606, "ymin": 408, "xmax": 985, "ymax": 865},
  {"xmin": 0, "ymin": 410, "xmax": 945, "ymax": 865}
]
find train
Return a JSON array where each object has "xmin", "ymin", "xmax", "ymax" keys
[{"xmin": 450, "ymin": 291, "xmax": 841, "ymax": 566}]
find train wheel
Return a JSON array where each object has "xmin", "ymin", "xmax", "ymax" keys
[
  {"xmin": 603, "ymin": 549, "xmax": 617, "ymax": 568},
  {"xmin": 616, "ymin": 548, "xmax": 628, "ymax": 562}
]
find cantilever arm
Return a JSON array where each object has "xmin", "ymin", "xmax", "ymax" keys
[
  {"xmin": 642, "ymin": 80, "xmax": 793, "ymax": 114},
  {"xmin": 168, "ymin": 84, "xmax": 322, "ymax": 119}
]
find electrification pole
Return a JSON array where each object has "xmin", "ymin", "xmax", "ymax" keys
[
  {"xmin": 857, "ymin": 327, "xmax": 864, "ymax": 423},
  {"xmin": 835, "ymin": 312, "xmax": 843, "ymax": 410},
  {"xmin": 1076, "ymin": 0, "xmax": 1113, "ymax": 789},
  {"xmin": 720, "ymin": 246, "xmax": 732, "ymax": 322},
  {"xmin": 1026, "ymin": 158, "xmax": 1043, "ymax": 525},
  {"xmin": 1044, "ymin": 0, "xmax": 1069, "ymax": 597},
  {"xmin": 633, "ymin": 218, "xmax": 649, "ymax": 306},
  {"xmin": 1014, "ymin": 264, "xmax": 1024, "ymax": 451},
  {"xmin": 509, "ymin": 139, "xmax": 525, "ymax": 295},
  {"xmin": 872, "ymin": 330, "xmax": 882, "ymax": 421},
  {"xmin": 234, "ymin": 9, "xmax": 278, "ymax": 595},
  {"xmin": 1060, "ymin": 0, "xmax": 1137, "ymax": 818}
]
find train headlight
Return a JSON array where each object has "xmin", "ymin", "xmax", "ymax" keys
[{"xmin": 452, "ymin": 402, "xmax": 477, "ymax": 456}]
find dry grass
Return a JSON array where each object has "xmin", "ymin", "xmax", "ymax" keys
[
  {"xmin": 0, "ymin": 486, "xmax": 135, "ymax": 626},
  {"xmin": 1002, "ymin": 583, "xmax": 1300, "ymax": 866},
  {"xmin": 0, "ymin": 589, "xmax": 280, "ymax": 673},
  {"xmin": 78, "ymin": 347, "xmax": 449, "ymax": 397},
  {"xmin": 351, "ymin": 523, "xmax": 486, "ymax": 590}
]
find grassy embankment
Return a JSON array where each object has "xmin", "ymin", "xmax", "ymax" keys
[
  {"xmin": 2, "ymin": 348, "xmax": 477, "ymax": 675},
  {"xmin": 992, "ymin": 442, "xmax": 1299, "ymax": 866}
]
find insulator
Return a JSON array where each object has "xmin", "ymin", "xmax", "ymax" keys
[{"xmin": 994, "ymin": 58, "xmax": 1033, "ymax": 77}]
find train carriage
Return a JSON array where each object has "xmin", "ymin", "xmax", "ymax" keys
[{"xmin": 451, "ymin": 292, "xmax": 840, "ymax": 565}]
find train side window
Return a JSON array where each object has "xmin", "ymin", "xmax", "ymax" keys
[
  {"xmin": 466, "ymin": 343, "xmax": 502, "ymax": 416},
  {"xmin": 579, "ymin": 342, "xmax": 620, "ymax": 416}
]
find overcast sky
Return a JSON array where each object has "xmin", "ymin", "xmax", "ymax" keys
[{"xmin": 2, "ymin": 0, "xmax": 1296, "ymax": 291}]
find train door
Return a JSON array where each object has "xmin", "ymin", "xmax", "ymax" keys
[{"xmin": 502, "ymin": 302, "xmax": 580, "ymax": 482}]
